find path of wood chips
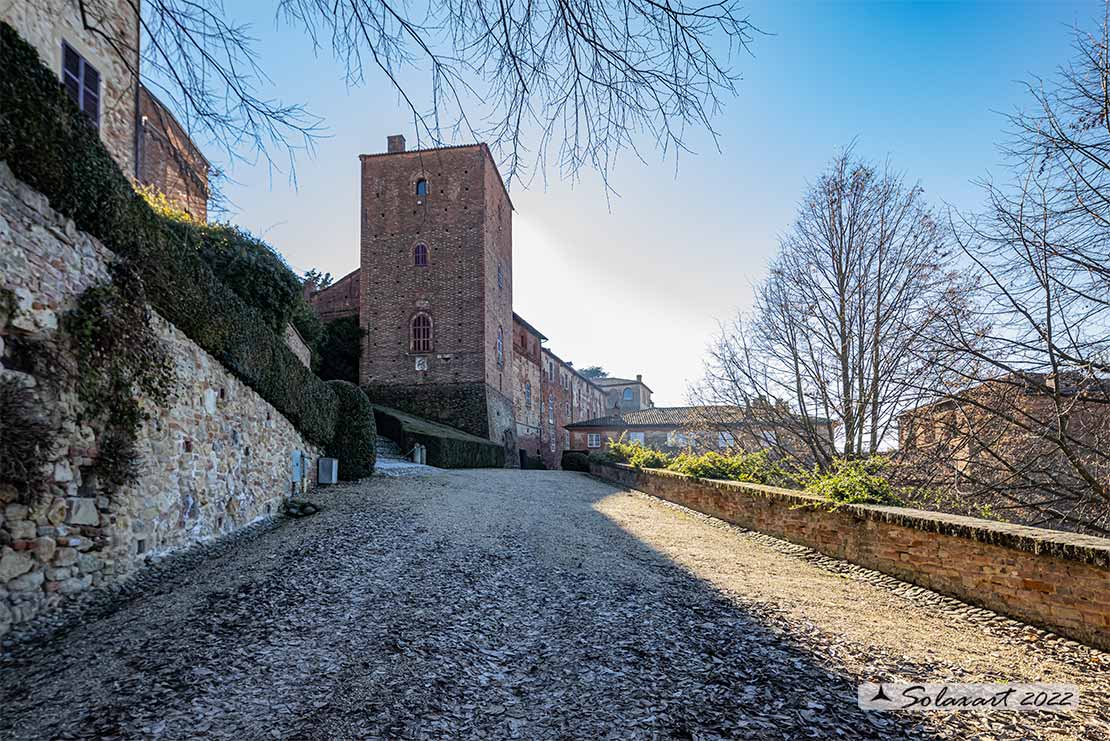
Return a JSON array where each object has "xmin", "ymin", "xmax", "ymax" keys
[{"xmin": 0, "ymin": 470, "xmax": 1106, "ymax": 740}]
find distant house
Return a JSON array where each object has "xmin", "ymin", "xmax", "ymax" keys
[
  {"xmin": 3, "ymin": 4, "xmax": 209, "ymax": 218},
  {"xmin": 897, "ymin": 372, "xmax": 1110, "ymax": 479},
  {"xmin": 593, "ymin": 375, "xmax": 653, "ymax": 412},
  {"xmin": 566, "ymin": 405, "xmax": 819, "ymax": 455}
]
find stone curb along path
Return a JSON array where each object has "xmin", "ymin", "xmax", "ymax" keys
[{"xmin": 0, "ymin": 470, "xmax": 1107, "ymax": 740}]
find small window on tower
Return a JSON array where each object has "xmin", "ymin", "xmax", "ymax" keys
[
  {"xmin": 497, "ymin": 263, "xmax": 504, "ymax": 289},
  {"xmin": 414, "ymin": 243, "xmax": 428, "ymax": 267},
  {"xmin": 496, "ymin": 326, "xmax": 505, "ymax": 367},
  {"xmin": 416, "ymin": 179, "xmax": 428, "ymax": 196}
]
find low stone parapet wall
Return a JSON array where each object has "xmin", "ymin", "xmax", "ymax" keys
[{"xmin": 589, "ymin": 461, "xmax": 1110, "ymax": 651}]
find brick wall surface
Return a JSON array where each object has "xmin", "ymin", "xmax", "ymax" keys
[
  {"xmin": 0, "ymin": 164, "xmax": 319, "ymax": 638},
  {"xmin": 359, "ymin": 143, "xmax": 515, "ymax": 452},
  {"xmin": 511, "ymin": 319, "xmax": 543, "ymax": 463},
  {"xmin": 137, "ymin": 85, "xmax": 209, "ymax": 220},
  {"xmin": 590, "ymin": 461, "xmax": 1110, "ymax": 651},
  {"xmin": 309, "ymin": 268, "xmax": 360, "ymax": 322}
]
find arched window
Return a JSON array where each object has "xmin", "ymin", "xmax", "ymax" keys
[
  {"xmin": 524, "ymin": 381, "xmax": 532, "ymax": 408},
  {"xmin": 622, "ymin": 388, "xmax": 633, "ymax": 402},
  {"xmin": 411, "ymin": 313, "xmax": 433, "ymax": 353},
  {"xmin": 496, "ymin": 325, "xmax": 504, "ymax": 367},
  {"xmin": 414, "ymin": 243, "xmax": 428, "ymax": 267},
  {"xmin": 415, "ymin": 179, "xmax": 428, "ymax": 196}
]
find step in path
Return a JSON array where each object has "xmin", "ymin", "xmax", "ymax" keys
[{"xmin": 374, "ymin": 437, "xmax": 443, "ymax": 477}]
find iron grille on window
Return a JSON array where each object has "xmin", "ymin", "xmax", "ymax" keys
[
  {"xmin": 412, "ymin": 314, "xmax": 432, "ymax": 353},
  {"xmin": 414, "ymin": 243, "xmax": 428, "ymax": 267}
]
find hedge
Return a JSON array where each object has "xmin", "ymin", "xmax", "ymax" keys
[
  {"xmin": 372, "ymin": 405, "xmax": 505, "ymax": 468},
  {"xmin": 560, "ymin": 450, "xmax": 590, "ymax": 472},
  {"xmin": 325, "ymin": 380, "xmax": 376, "ymax": 479},
  {"xmin": 0, "ymin": 22, "xmax": 338, "ymax": 446},
  {"xmin": 316, "ymin": 315, "xmax": 362, "ymax": 383}
]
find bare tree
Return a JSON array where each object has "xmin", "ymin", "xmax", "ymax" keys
[
  {"xmin": 68, "ymin": 0, "xmax": 758, "ymax": 189},
  {"xmin": 694, "ymin": 149, "xmax": 962, "ymax": 469},
  {"xmin": 900, "ymin": 8, "xmax": 1110, "ymax": 535}
]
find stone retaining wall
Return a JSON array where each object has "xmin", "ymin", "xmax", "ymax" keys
[
  {"xmin": 589, "ymin": 461, "xmax": 1110, "ymax": 651},
  {"xmin": 0, "ymin": 164, "xmax": 318, "ymax": 640}
]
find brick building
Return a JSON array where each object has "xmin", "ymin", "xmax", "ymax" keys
[
  {"xmin": 594, "ymin": 375, "xmax": 653, "ymax": 411},
  {"xmin": 898, "ymin": 372, "xmax": 1110, "ymax": 480},
  {"xmin": 356, "ymin": 136, "xmax": 517, "ymax": 454},
  {"xmin": 137, "ymin": 84, "xmax": 209, "ymax": 220},
  {"xmin": 306, "ymin": 267, "xmax": 360, "ymax": 322},
  {"xmin": 2, "ymin": 2, "xmax": 208, "ymax": 218},
  {"xmin": 566, "ymin": 404, "xmax": 836, "ymax": 460},
  {"xmin": 308, "ymin": 135, "xmax": 641, "ymax": 467}
]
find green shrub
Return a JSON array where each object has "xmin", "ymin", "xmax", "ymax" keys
[
  {"xmin": 666, "ymin": 449, "xmax": 785, "ymax": 485},
  {"xmin": 65, "ymin": 263, "xmax": 175, "ymax": 437},
  {"xmin": 606, "ymin": 438, "xmax": 672, "ymax": 469},
  {"xmin": 0, "ymin": 22, "xmax": 338, "ymax": 447},
  {"xmin": 93, "ymin": 428, "xmax": 141, "ymax": 493},
  {"xmin": 0, "ymin": 377, "xmax": 55, "ymax": 498},
  {"xmin": 803, "ymin": 456, "xmax": 902, "ymax": 506},
  {"xmin": 560, "ymin": 450, "xmax": 590, "ymax": 472},
  {"xmin": 325, "ymin": 380, "xmax": 376, "ymax": 480},
  {"xmin": 316, "ymin": 315, "xmax": 362, "ymax": 382}
]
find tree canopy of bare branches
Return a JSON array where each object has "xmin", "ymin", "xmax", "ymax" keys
[
  {"xmin": 908, "ymin": 9, "xmax": 1110, "ymax": 535},
  {"xmin": 75, "ymin": 0, "xmax": 757, "ymax": 189},
  {"xmin": 695, "ymin": 149, "xmax": 960, "ymax": 469}
]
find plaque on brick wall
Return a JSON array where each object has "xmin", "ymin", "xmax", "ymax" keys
[{"xmin": 415, "ymin": 356, "xmax": 428, "ymax": 371}]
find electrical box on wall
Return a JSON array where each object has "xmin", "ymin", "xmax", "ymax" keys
[{"xmin": 318, "ymin": 457, "xmax": 338, "ymax": 485}]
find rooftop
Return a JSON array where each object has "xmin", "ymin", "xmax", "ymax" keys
[
  {"xmin": 566, "ymin": 406, "xmax": 750, "ymax": 429},
  {"xmin": 593, "ymin": 376, "xmax": 653, "ymax": 393}
]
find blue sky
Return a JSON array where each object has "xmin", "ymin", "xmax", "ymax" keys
[{"xmin": 200, "ymin": 0, "xmax": 1094, "ymax": 405}]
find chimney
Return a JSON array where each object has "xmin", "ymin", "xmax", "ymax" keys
[
  {"xmin": 636, "ymin": 374, "xmax": 642, "ymax": 383},
  {"xmin": 387, "ymin": 134, "xmax": 406, "ymax": 153}
]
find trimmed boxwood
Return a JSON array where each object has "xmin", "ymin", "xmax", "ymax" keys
[
  {"xmin": 325, "ymin": 380, "xmax": 376, "ymax": 479},
  {"xmin": 560, "ymin": 450, "xmax": 590, "ymax": 472},
  {"xmin": 316, "ymin": 315, "xmax": 362, "ymax": 383},
  {"xmin": 0, "ymin": 23, "xmax": 337, "ymax": 446}
]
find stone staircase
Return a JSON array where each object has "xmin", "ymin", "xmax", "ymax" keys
[{"xmin": 374, "ymin": 437, "xmax": 442, "ymax": 478}]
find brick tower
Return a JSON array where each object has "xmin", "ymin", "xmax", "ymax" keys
[{"xmin": 359, "ymin": 135, "xmax": 517, "ymax": 455}]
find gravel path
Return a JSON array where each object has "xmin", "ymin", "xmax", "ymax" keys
[{"xmin": 0, "ymin": 470, "xmax": 1107, "ymax": 740}]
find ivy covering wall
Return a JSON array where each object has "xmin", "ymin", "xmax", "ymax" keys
[{"xmin": 0, "ymin": 22, "xmax": 351, "ymax": 451}]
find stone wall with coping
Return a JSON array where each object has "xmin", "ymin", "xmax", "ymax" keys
[
  {"xmin": 589, "ymin": 461, "xmax": 1110, "ymax": 651},
  {"xmin": 0, "ymin": 164, "xmax": 318, "ymax": 640},
  {"xmin": 284, "ymin": 324, "xmax": 311, "ymax": 368}
]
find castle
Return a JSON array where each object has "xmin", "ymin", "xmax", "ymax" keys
[{"xmin": 310, "ymin": 135, "xmax": 652, "ymax": 468}]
